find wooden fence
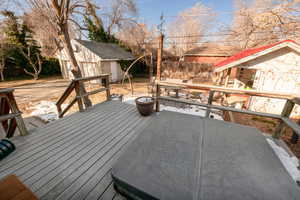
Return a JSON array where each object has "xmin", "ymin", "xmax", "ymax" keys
[
  {"xmin": 56, "ymin": 74, "xmax": 110, "ymax": 118},
  {"xmin": 162, "ymin": 61, "xmax": 214, "ymax": 83},
  {"xmin": 155, "ymin": 81, "xmax": 300, "ymax": 139}
]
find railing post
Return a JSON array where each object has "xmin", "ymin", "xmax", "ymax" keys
[
  {"xmin": 6, "ymin": 91, "xmax": 28, "ymax": 136},
  {"xmin": 273, "ymin": 99, "xmax": 295, "ymax": 138},
  {"xmin": 155, "ymin": 84, "xmax": 160, "ymax": 112},
  {"xmin": 74, "ymin": 81, "xmax": 84, "ymax": 112},
  {"xmin": 104, "ymin": 75, "xmax": 111, "ymax": 101},
  {"xmin": 57, "ymin": 105, "xmax": 62, "ymax": 118},
  {"xmin": 224, "ymin": 68, "xmax": 231, "ymax": 87},
  {"xmin": 205, "ymin": 90, "xmax": 215, "ymax": 118}
]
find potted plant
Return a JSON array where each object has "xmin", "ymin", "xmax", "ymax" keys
[{"xmin": 135, "ymin": 96, "xmax": 154, "ymax": 116}]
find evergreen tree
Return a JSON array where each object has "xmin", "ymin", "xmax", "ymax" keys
[
  {"xmin": 1, "ymin": 10, "xmax": 42, "ymax": 80},
  {"xmin": 84, "ymin": 16, "xmax": 118, "ymax": 43}
]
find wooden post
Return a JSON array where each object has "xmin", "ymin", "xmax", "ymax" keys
[
  {"xmin": 218, "ymin": 71, "xmax": 224, "ymax": 85},
  {"xmin": 104, "ymin": 75, "xmax": 111, "ymax": 101},
  {"xmin": 7, "ymin": 118, "xmax": 17, "ymax": 138},
  {"xmin": 224, "ymin": 68, "xmax": 231, "ymax": 87},
  {"xmin": 216, "ymin": 72, "xmax": 221, "ymax": 86},
  {"xmin": 291, "ymin": 119, "xmax": 300, "ymax": 144},
  {"xmin": 0, "ymin": 97, "xmax": 10, "ymax": 131},
  {"xmin": 156, "ymin": 34, "xmax": 164, "ymax": 81},
  {"xmin": 74, "ymin": 81, "xmax": 84, "ymax": 112},
  {"xmin": 205, "ymin": 90, "xmax": 215, "ymax": 118},
  {"xmin": 273, "ymin": 99, "xmax": 295, "ymax": 138},
  {"xmin": 57, "ymin": 105, "xmax": 62, "ymax": 118},
  {"xmin": 6, "ymin": 92, "xmax": 28, "ymax": 136},
  {"xmin": 155, "ymin": 84, "xmax": 160, "ymax": 112},
  {"xmin": 175, "ymin": 89, "xmax": 179, "ymax": 98},
  {"xmin": 149, "ymin": 51, "xmax": 154, "ymax": 82}
]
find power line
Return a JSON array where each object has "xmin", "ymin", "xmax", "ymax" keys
[
  {"xmin": 142, "ymin": 25, "xmax": 300, "ymax": 41},
  {"xmin": 142, "ymin": 36, "xmax": 299, "ymax": 46}
]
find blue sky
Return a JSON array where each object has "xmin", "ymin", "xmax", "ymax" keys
[{"xmin": 136, "ymin": 0, "xmax": 235, "ymax": 27}]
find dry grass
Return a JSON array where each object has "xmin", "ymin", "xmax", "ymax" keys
[
  {"xmin": 0, "ymin": 76, "xmax": 63, "ymax": 88},
  {"xmin": 0, "ymin": 76, "xmax": 150, "ymax": 116}
]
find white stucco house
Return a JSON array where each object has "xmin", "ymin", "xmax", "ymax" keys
[
  {"xmin": 215, "ymin": 40, "xmax": 300, "ymax": 117},
  {"xmin": 56, "ymin": 39, "xmax": 135, "ymax": 82}
]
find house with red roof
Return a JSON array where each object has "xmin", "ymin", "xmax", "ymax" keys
[{"xmin": 214, "ymin": 40, "xmax": 300, "ymax": 116}]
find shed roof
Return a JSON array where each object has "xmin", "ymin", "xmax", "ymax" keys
[
  {"xmin": 75, "ymin": 39, "xmax": 135, "ymax": 60},
  {"xmin": 215, "ymin": 40, "xmax": 300, "ymax": 72}
]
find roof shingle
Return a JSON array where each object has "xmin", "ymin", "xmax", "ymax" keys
[{"xmin": 75, "ymin": 39, "xmax": 135, "ymax": 60}]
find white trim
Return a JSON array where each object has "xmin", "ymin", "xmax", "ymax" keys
[
  {"xmin": 184, "ymin": 54, "xmax": 230, "ymax": 57},
  {"xmin": 99, "ymin": 58, "xmax": 134, "ymax": 61},
  {"xmin": 215, "ymin": 42, "xmax": 300, "ymax": 73}
]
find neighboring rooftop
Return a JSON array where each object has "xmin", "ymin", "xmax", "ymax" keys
[
  {"xmin": 75, "ymin": 39, "xmax": 135, "ymax": 60},
  {"xmin": 184, "ymin": 44, "xmax": 237, "ymax": 57}
]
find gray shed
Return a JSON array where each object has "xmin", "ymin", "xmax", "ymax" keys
[{"xmin": 56, "ymin": 39, "xmax": 135, "ymax": 82}]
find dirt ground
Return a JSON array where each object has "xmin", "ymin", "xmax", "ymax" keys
[
  {"xmin": 230, "ymin": 112, "xmax": 300, "ymax": 159},
  {"xmin": 0, "ymin": 76, "xmax": 150, "ymax": 116}
]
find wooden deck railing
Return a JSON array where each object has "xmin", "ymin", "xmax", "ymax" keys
[
  {"xmin": 0, "ymin": 88, "xmax": 28, "ymax": 137},
  {"xmin": 155, "ymin": 81, "xmax": 300, "ymax": 140},
  {"xmin": 56, "ymin": 74, "xmax": 110, "ymax": 118}
]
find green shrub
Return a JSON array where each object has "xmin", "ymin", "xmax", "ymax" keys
[
  {"xmin": 118, "ymin": 59, "xmax": 148, "ymax": 76},
  {"xmin": 41, "ymin": 58, "xmax": 61, "ymax": 75}
]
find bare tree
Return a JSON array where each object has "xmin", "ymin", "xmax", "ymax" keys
[
  {"xmin": 85, "ymin": 0, "xmax": 103, "ymax": 29},
  {"xmin": 228, "ymin": 0, "xmax": 300, "ymax": 49},
  {"xmin": 116, "ymin": 23, "xmax": 157, "ymax": 55},
  {"xmin": 23, "ymin": 8, "xmax": 61, "ymax": 57},
  {"xmin": 166, "ymin": 2, "xmax": 215, "ymax": 56},
  {"xmin": 27, "ymin": 0, "xmax": 92, "ymax": 106},
  {"xmin": 0, "ymin": 43, "xmax": 10, "ymax": 81},
  {"xmin": 102, "ymin": 0, "xmax": 138, "ymax": 36},
  {"xmin": 19, "ymin": 46, "xmax": 42, "ymax": 80}
]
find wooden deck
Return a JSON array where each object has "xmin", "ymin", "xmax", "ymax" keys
[
  {"xmin": 1, "ymin": 100, "xmax": 299, "ymax": 200},
  {"xmin": 0, "ymin": 101, "xmax": 153, "ymax": 200}
]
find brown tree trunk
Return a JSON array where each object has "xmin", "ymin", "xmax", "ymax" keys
[
  {"xmin": 0, "ymin": 70, "xmax": 4, "ymax": 81},
  {"xmin": 0, "ymin": 58, "xmax": 4, "ymax": 81},
  {"xmin": 60, "ymin": 24, "xmax": 92, "ymax": 108}
]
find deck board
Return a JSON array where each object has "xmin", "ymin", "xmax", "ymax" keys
[
  {"xmin": 0, "ymin": 101, "xmax": 153, "ymax": 200},
  {"xmin": 1, "ymin": 100, "xmax": 299, "ymax": 200},
  {"xmin": 0, "ymin": 106, "xmax": 134, "ymax": 178},
  {"xmin": 96, "ymin": 182, "xmax": 117, "ymax": 200}
]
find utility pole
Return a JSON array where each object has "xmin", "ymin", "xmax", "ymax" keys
[
  {"xmin": 157, "ymin": 34, "xmax": 164, "ymax": 81},
  {"xmin": 156, "ymin": 13, "xmax": 165, "ymax": 81},
  {"xmin": 149, "ymin": 51, "xmax": 153, "ymax": 82}
]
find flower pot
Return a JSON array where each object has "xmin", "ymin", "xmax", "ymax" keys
[{"xmin": 135, "ymin": 96, "xmax": 154, "ymax": 116}]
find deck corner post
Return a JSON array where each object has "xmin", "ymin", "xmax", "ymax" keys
[
  {"xmin": 6, "ymin": 91, "xmax": 28, "ymax": 136},
  {"xmin": 273, "ymin": 99, "xmax": 295, "ymax": 138},
  {"xmin": 155, "ymin": 84, "xmax": 160, "ymax": 112},
  {"xmin": 205, "ymin": 90, "xmax": 215, "ymax": 118},
  {"xmin": 56, "ymin": 104, "xmax": 62, "ymax": 118},
  {"xmin": 104, "ymin": 75, "xmax": 111, "ymax": 101},
  {"xmin": 74, "ymin": 81, "xmax": 84, "ymax": 112}
]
